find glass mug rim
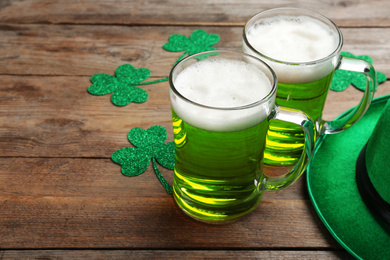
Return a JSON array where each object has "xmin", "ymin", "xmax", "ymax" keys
[
  {"xmin": 169, "ymin": 50, "xmax": 278, "ymax": 111},
  {"xmin": 243, "ymin": 7, "xmax": 344, "ymax": 66}
]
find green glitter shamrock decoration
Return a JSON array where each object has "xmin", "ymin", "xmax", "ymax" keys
[
  {"xmin": 88, "ymin": 64, "xmax": 164, "ymax": 106},
  {"xmin": 331, "ymin": 52, "xmax": 387, "ymax": 92},
  {"xmin": 88, "ymin": 30, "xmax": 220, "ymax": 107},
  {"xmin": 111, "ymin": 125, "xmax": 175, "ymax": 194},
  {"xmin": 163, "ymin": 29, "xmax": 220, "ymax": 65}
]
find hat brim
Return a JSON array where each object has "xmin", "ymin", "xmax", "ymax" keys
[{"xmin": 307, "ymin": 94, "xmax": 390, "ymax": 260}]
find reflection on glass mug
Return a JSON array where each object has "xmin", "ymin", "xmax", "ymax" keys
[
  {"xmin": 169, "ymin": 50, "xmax": 315, "ymax": 223},
  {"xmin": 243, "ymin": 8, "xmax": 376, "ymax": 166}
]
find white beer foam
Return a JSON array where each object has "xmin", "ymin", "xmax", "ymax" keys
[
  {"xmin": 245, "ymin": 15, "xmax": 340, "ymax": 83},
  {"xmin": 171, "ymin": 58, "xmax": 273, "ymax": 132}
]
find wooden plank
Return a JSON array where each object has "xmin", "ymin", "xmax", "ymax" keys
[
  {"xmin": 0, "ymin": 75, "xmax": 389, "ymax": 158},
  {"xmin": 0, "ymin": 157, "xmax": 336, "ymax": 249},
  {"xmin": 0, "ymin": 0, "xmax": 389, "ymax": 27},
  {"xmin": 0, "ymin": 192, "xmax": 338, "ymax": 249},
  {"xmin": 0, "ymin": 25, "xmax": 389, "ymax": 76},
  {"xmin": 0, "ymin": 249, "xmax": 355, "ymax": 259},
  {"xmin": 0, "ymin": 0, "xmax": 386, "ymax": 257},
  {"xmin": 0, "ymin": 77, "xmax": 172, "ymax": 158}
]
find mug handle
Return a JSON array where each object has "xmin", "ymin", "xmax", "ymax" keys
[
  {"xmin": 263, "ymin": 105, "xmax": 315, "ymax": 191},
  {"xmin": 321, "ymin": 56, "xmax": 376, "ymax": 135}
]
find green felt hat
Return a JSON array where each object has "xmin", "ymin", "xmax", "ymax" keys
[{"xmin": 307, "ymin": 94, "xmax": 390, "ymax": 260}]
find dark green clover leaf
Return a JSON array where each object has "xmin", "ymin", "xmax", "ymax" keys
[
  {"xmin": 331, "ymin": 52, "xmax": 387, "ymax": 92},
  {"xmin": 112, "ymin": 125, "xmax": 175, "ymax": 194},
  {"xmin": 88, "ymin": 64, "xmax": 150, "ymax": 106},
  {"xmin": 163, "ymin": 29, "xmax": 220, "ymax": 62}
]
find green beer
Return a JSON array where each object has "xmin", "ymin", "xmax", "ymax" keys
[
  {"xmin": 169, "ymin": 54, "xmax": 274, "ymax": 222},
  {"xmin": 264, "ymin": 72, "xmax": 334, "ymax": 165},
  {"xmin": 172, "ymin": 110, "xmax": 269, "ymax": 222},
  {"xmin": 243, "ymin": 10, "xmax": 341, "ymax": 165}
]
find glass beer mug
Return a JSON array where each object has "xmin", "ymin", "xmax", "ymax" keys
[
  {"xmin": 169, "ymin": 50, "xmax": 315, "ymax": 223},
  {"xmin": 243, "ymin": 7, "xmax": 376, "ymax": 166}
]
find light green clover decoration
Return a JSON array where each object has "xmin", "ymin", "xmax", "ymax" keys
[
  {"xmin": 331, "ymin": 52, "xmax": 387, "ymax": 92},
  {"xmin": 111, "ymin": 125, "xmax": 175, "ymax": 194}
]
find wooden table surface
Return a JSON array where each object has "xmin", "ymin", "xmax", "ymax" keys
[{"xmin": 1, "ymin": 1, "xmax": 389, "ymax": 259}]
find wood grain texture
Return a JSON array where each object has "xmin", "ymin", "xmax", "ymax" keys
[
  {"xmin": 0, "ymin": 77, "xmax": 172, "ymax": 157},
  {"xmin": 0, "ymin": 25, "xmax": 389, "ymax": 76},
  {"xmin": 0, "ymin": 250, "xmax": 355, "ymax": 259},
  {"xmin": 0, "ymin": 195, "xmax": 333, "ymax": 248},
  {"xmin": 0, "ymin": 0, "xmax": 389, "ymax": 258},
  {"xmin": 0, "ymin": 169, "xmax": 337, "ymax": 249},
  {"xmin": 0, "ymin": 0, "xmax": 389, "ymax": 27}
]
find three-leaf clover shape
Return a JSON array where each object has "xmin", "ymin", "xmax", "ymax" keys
[
  {"xmin": 331, "ymin": 52, "xmax": 387, "ymax": 92},
  {"xmin": 163, "ymin": 29, "xmax": 220, "ymax": 64},
  {"xmin": 88, "ymin": 64, "xmax": 152, "ymax": 106},
  {"xmin": 111, "ymin": 125, "xmax": 175, "ymax": 194}
]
